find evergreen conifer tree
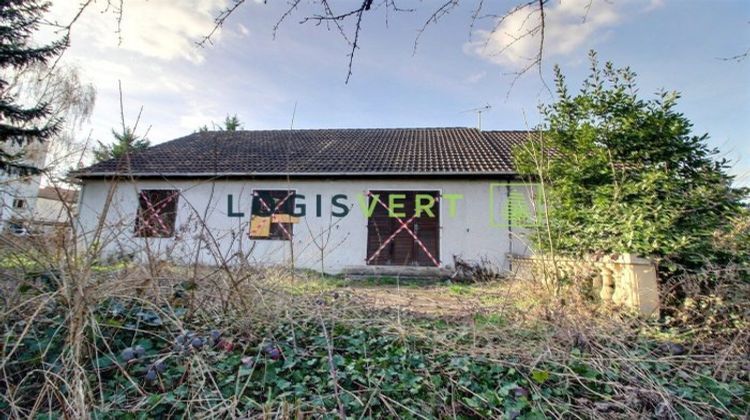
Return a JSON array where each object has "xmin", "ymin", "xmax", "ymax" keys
[{"xmin": 0, "ymin": 0, "xmax": 67, "ymax": 173}]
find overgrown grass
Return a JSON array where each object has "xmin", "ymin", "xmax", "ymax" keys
[
  {"xmin": 0, "ymin": 255, "xmax": 748, "ymax": 418},
  {"xmin": 341, "ymin": 276, "xmax": 449, "ymax": 288}
]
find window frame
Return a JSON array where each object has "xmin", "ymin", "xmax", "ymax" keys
[
  {"xmin": 365, "ymin": 190, "xmax": 441, "ymax": 267},
  {"xmin": 134, "ymin": 189, "xmax": 180, "ymax": 238},
  {"xmin": 249, "ymin": 189, "xmax": 296, "ymax": 241}
]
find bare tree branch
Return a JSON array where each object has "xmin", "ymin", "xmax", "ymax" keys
[
  {"xmin": 198, "ymin": 0, "xmax": 248, "ymax": 47},
  {"xmin": 413, "ymin": 0, "xmax": 460, "ymax": 56},
  {"xmin": 46, "ymin": 0, "xmax": 560, "ymax": 86},
  {"xmin": 719, "ymin": 48, "xmax": 749, "ymax": 62}
]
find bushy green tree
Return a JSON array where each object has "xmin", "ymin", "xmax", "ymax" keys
[
  {"xmin": 514, "ymin": 52, "xmax": 748, "ymax": 277},
  {"xmin": 0, "ymin": 0, "xmax": 67, "ymax": 173},
  {"xmin": 92, "ymin": 127, "xmax": 150, "ymax": 162}
]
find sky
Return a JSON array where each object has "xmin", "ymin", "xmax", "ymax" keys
[{"xmin": 47, "ymin": 0, "xmax": 750, "ymax": 185}]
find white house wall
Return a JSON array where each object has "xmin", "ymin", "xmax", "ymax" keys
[
  {"xmin": 33, "ymin": 197, "xmax": 73, "ymax": 224},
  {"xmin": 76, "ymin": 179, "xmax": 534, "ymax": 273},
  {"xmin": 0, "ymin": 173, "xmax": 41, "ymax": 225},
  {"xmin": 0, "ymin": 138, "xmax": 48, "ymax": 226}
]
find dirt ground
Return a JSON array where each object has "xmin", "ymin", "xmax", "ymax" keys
[
  {"xmin": 348, "ymin": 287, "xmax": 478, "ymax": 315},
  {"xmin": 340, "ymin": 282, "xmax": 521, "ymax": 317}
]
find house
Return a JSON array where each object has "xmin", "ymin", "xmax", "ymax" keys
[
  {"xmin": 30, "ymin": 186, "xmax": 79, "ymax": 234},
  {"xmin": 1, "ymin": 139, "xmax": 48, "ymax": 235},
  {"xmin": 72, "ymin": 128, "xmax": 537, "ymax": 275}
]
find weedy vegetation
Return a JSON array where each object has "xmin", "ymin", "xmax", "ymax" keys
[
  {"xmin": 0, "ymin": 241, "xmax": 747, "ymax": 418},
  {"xmin": 1, "ymin": 31, "xmax": 747, "ymax": 418}
]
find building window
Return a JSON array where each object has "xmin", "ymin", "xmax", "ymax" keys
[
  {"xmin": 135, "ymin": 190, "xmax": 179, "ymax": 238},
  {"xmin": 249, "ymin": 190, "xmax": 295, "ymax": 240},
  {"xmin": 365, "ymin": 191, "xmax": 440, "ymax": 267},
  {"xmin": 12, "ymin": 199, "xmax": 26, "ymax": 209}
]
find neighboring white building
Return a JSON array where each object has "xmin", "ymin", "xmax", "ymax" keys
[
  {"xmin": 72, "ymin": 128, "xmax": 536, "ymax": 274},
  {"xmin": 1, "ymin": 139, "xmax": 48, "ymax": 234},
  {"xmin": 31, "ymin": 186, "xmax": 78, "ymax": 234}
]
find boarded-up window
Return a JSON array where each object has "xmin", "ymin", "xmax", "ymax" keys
[
  {"xmin": 135, "ymin": 190, "xmax": 179, "ymax": 238},
  {"xmin": 250, "ymin": 190, "xmax": 295, "ymax": 240},
  {"xmin": 366, "ymin": 191, "xmax": 440, "ymax": 266}
]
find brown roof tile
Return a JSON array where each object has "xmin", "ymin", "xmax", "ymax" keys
[{"xmin": 73, "ymin": 128, "xmax": 530, "ymax": 178}]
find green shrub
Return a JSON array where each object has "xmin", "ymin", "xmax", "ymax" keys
[{"xmin": 514, "ymin": 51, "xmax": 748, "ymax": 282}]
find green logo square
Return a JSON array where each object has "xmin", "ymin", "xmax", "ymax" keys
[{"xmin": 489, "ymin": 182, "xmax": 543, "ymax": 228}]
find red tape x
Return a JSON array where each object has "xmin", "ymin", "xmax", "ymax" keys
[
  {"xmin": 365, "ymin": 192, "xmax": 440, "ymax": 267},
  {"xmin": 254, "ymin": 192, "xmax": 294, "ymax": 239},
  {"xmin": 140, "ymin": 191, "xmax": 177, "ymax": 234}
]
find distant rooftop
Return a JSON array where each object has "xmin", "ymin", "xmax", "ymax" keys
[
  {"xmin": 73, "ymin": 128, "xmax": 531, "ymax": 178},
  {"xmin": 38, "ymin": 186, "xmax": 78, "ymax": 203}
]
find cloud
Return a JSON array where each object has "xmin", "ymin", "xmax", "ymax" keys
[
  {"xmin": 644, "ymin": 0, "xmax": 666, "ymax": 12},
  {"xmin": 68, "ymin": 56, "xmax": 196, "ymax": 98},
  {"xmin": 465, "ymin": 0, "xmax": 657, "ymax": 68},
  {"xmin": 464, "ymin": 71, "xmax": 487, "ymax": 84},
  {"xmin": 238, "ymin": 23, "xmax": 250, "ymax": 37},
  {"xmin": 178, "ymin": 100, "xmax": 226, "ymax": 132},
  {"xmin": 53, "ymin": 0, "xmax": 230, "ymax": 63},
  {"xmin": 41, "ymin": 0, "xmax": 291, "ymax": 149}
]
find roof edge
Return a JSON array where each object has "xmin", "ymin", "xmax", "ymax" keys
[{"xmin": 74, "ymin": 170, "xmax": 519, "ymax": 180}]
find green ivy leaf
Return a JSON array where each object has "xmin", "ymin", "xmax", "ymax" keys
[{"xmin": 531, "ymin": 370, "xmax": 550, "ymax": 384}]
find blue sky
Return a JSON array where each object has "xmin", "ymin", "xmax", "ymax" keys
[{"xmin": 53, "ymin": 0, "xmax": 749, "ymax": 184}]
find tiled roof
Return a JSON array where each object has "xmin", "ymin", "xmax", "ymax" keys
[{"xmin": 73, "ymin": 128, "xmax": 530, "ymax": 178}]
